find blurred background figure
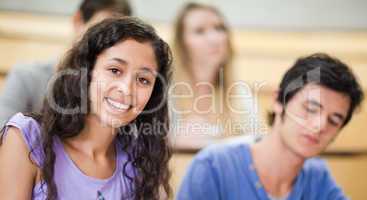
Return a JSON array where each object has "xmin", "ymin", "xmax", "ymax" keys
[
  {"xmin": 170, "ymin": 2, "xmax": 251, "ymax": 149},
  {"xmin": 0, "ymin": 0, "xmax": 132, "ymax": 127}
]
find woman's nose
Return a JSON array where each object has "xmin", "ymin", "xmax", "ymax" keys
[{"xmin": 116, "ymin": 74, "xmax": 134, "ymax": 96}]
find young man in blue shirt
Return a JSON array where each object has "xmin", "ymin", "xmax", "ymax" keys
[{"xmin": 177, "ymin": 53, "xmax": 364, "ymax": 200}]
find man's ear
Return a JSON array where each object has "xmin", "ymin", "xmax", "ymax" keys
[
  {"xmin": 72, "ymin": 11, "xmax": 84, "ymax": 36},
  {"xmin": 272, "ymin": 90, "xmax": 283, "ymax": 115}
]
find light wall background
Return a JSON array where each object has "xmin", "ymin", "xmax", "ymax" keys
[{"xmin": 0, "ymin": 0, "xmax": 367, "ymax": 30}]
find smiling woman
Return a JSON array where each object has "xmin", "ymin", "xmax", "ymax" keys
[
  {"xmin": 0, "ymin": 17, "xmax": 172, "ymax": 200},
  {"xmin": 89, "ymin": 39, "xmax": 159, "ymax": 128}
]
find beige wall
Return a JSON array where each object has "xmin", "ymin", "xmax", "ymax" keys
[{"xmin": 1, "ymin": 0, "xmax": 367, "ymax": 29}]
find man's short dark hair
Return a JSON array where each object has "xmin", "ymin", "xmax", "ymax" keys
[
  {"xmin": 79, "ymin": 0, "xmax": 132, "ymax": 23},
  {"xmin": 268, "ymin": 53, "xmax": 364, "ymax": 127}
]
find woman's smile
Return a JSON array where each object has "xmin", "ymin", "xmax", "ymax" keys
[{"xmin": 104, "ymin": 97, "xmax": 131, "ymax": 112}]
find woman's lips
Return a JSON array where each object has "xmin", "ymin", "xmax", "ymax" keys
[{"xmin": 105, "ymin": 97, "xmax": 131, "ymax": 111}]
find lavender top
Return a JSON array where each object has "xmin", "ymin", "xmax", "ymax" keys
[{"xmin": 3, "ymin": 113, "xmax": 135, "ymax": 200}]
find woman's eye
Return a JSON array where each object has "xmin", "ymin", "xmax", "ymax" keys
[
  {"xmin": 109, "ymin": 68, "xmax": 121, "ymax": 75},
  {"xmin": 215, "ymin": 24, "xmax": 225, "ymax": 32},
  {"xmin": 194, "ymin": 27, "xmax": 205, "ymax": 34},
  {"xmin": 138, "ymin": 77, "xmax": 151, "ymax": 85}
]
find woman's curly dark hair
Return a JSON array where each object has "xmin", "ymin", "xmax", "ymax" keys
[{"xmin": 38, "ymin": 17, "xmax": 172, "ymax": 200}]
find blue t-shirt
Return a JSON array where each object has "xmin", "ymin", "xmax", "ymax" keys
[{"xmin": 176, "ymin": 142, "xmax": 348, "ymax": 200}]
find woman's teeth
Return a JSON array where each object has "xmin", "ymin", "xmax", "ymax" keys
[{"xmin": 106, "ymin": 98, "xmax": 130, "ymax": 111}]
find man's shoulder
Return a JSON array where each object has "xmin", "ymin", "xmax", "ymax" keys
[
  {"xmin": 11, "ymin": 60, "xmax": 55, "ymax": 74},
  {"xmin": 304, "ymin": 157, "xmax": 328, "ymax": 170},
  {"xmin": 194, "ymin": 140, "xmax": 249, "ymax": 166},
  {"xmin": 8, "ymin": 60, "xmax": 56, "ymax": 85},
  {"xmin": 302, "ymin": 157, "xmax": 332, "ymax": 181}
]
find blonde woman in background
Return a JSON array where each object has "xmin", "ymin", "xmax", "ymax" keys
[{"xmin": 170, "ymin": 2, "xmax": 253, "ymax": 149}]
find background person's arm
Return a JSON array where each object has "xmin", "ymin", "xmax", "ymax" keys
[{"xmin": 0, "ymin": 65, "xmax": 32, "ymax": 127}]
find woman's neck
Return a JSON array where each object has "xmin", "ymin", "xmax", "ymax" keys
[
  {"xmin": 64, "ymin": 114, "xmax": 117, "ymax": 159},
  {"xmin": 189, "ymin": 61, "xmax": 220, "ymax": 85}
]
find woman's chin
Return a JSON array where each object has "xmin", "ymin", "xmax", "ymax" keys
[{"xmin": 98, "ymin": 114, "xmax": 131, "ymax": 128}]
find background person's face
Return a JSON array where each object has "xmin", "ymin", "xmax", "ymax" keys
[
  {"xmin": 183, "ymin": 8, "xmax": 229, "ymax": 68},
  {"xmin": 74, "ymin": 10, "xmax": 118, "ymax": 41},
  {"xmin": 278, "ymin": 83, "xmax": 351, "ymax": 158},
  {"xmin": 89, "ymin": 39, "xmax": 158, "ymax": 128}
]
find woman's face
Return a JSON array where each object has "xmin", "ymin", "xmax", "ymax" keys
[
  {"xmin": 183, "ymin": 8, "xmax": 229, "ymax": 68},
  {"xmin": 89, "ymin": 39, "xmax": 158, "ymax": 128}
]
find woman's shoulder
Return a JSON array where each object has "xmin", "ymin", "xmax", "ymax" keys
[
  {"xmin": 1, "ymin": 112, "xmax": 44, "ymax": 167},
  {"xmin": 5, "ymin": 112, "xmax": 41, "ymax": 130},
  {"xmin": 0, "ymin": 113, "xmax": 41, "ymax": 196},
  {"xmin": 0, "ymin": 125, "xmax": 39, "ymax": 198}
]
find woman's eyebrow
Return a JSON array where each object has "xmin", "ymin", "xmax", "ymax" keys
[
  {"xmin": 110, "ymin": 58, "xmax": 128, "ymax": 65},
  {"xmin": 139, "ymin": 67, "xmax": 157, "ymax": 75}
]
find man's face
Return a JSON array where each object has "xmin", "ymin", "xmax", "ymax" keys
[{"xmin": 278, "ymin": 83, "xmax": 351, "ymax": 159}]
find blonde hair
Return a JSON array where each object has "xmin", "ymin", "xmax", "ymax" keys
[
  {"xmin": 170, "ymin": 2, "xmax": 243, "ymax": 136},
  {"xmin": 172, "ymin": 2, "xmax": 234, "ymax": 87}
]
